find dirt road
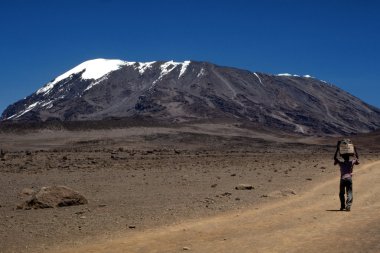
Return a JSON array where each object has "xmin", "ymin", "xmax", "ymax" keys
[{"xmin": 54, "ymin": 161, "xmax": 380, "ymax": 253}]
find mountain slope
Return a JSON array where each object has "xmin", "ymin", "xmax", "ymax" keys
[{"xmin": 2, "ymin": 58, "xmax": 380, "ymax": 134}]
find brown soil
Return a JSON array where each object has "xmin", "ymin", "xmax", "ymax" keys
[
  {"xmin": 0, "ymin": 123, "xmax": 379, "ymax": 252},
  {"xmin": 54, "ymin": 161, "xmax": 380, "ymax": 253}
]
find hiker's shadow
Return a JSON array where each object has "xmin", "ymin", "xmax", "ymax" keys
[{"xmin": 325, "ymin": 209, "xmax": 343, "ymax": 212}]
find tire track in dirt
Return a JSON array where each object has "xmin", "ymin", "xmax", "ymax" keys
[{"xmin": 53, "ymin": 161, "xmax": 380, "ymax": 253}]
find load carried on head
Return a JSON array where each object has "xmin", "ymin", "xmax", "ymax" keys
[
  {"xmin": 334, "ymin": 139, "xmax": 359, "ymax": 165},
  {"xmin": 338, "ymin": 139, "xmax": 355, "ymax": 156}
]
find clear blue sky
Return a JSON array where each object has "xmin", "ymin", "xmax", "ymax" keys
[{"xmin": 1, "ymin": 0, "xmax": 379, "ymax": 114}]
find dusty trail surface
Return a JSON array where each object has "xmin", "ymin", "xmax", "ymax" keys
[{"xmin": 54, "ymin": 161, "xmax": 380, "ymax": 253}]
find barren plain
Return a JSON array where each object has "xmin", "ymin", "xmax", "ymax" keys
[{"xmin": 0, "ymin": 124, "xmax": 379, "ymax": 253}]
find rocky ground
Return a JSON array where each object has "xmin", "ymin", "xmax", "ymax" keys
[{"xmin": 0, "ymin": 124, "xmax": 378, "ymax": 253}]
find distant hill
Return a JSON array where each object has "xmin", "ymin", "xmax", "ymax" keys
[{"xmin": 2, "ymin": 58, "xmax": 380, "ymax": 135}]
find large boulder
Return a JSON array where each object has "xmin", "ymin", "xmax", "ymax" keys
[
  {"xmin": 17, "ymin": 186, "xmax": 87, "ymax": 210},
  {"xmin": 19, "ymin": 188, "xmax": 36, "ymax": 197}
]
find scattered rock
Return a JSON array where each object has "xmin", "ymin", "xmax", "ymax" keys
[
  {"xmin": 283, "ymin": 189, "xmax": 297, "ymax": 195},
  {"xmin": 128, "ymin": 225, "xmax": 136, "ymax": 229},
  {"xmin": 221, "ymin": 192, "xmax": 232, "ymax": 197},
  {"xmin": 230, "ymin": 173, "xmax": 236, "ymax": 177},
  {"xmin": 235, "ymin": 197, "xmax": 240, "ymax": 201},
  {"xmin": 183, "ymin": 247, "xmax": 190, "ymax": 250},
  {"xmin": 0, "ymin": 150, "xmax": 6, "ymax": 161},
  {"xmin": 25, "ymin": 151, "xmax": 32, "ymax": 156},
  {"xmin": 202, "ymin": 197, "xmax": 215, "ymax": 204},
  {"xmin": 17, "ymin": 186, "xmax": 88, "ymax": 210},
  {"xmin": 306, "ymin": 178, "xmax": 312, "ymax": 181},
  {"xmin": 62, "ymin": 156, "xmax": 68, "ymax": 161},
  {"xmin": 18, "ymin": 166, "xmax": 27, "ymax": 171},
  {"xmin": 211, "ymin": 184, "xmax": 218, "ymax": 188},
  {"xmin": 235, "ymin": 184, "xmax": 254, "ymax": 190}
]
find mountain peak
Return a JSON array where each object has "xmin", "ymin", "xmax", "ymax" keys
[
  {"xmin": 2, "ymin": 59, "xmax": 380, "ymax": 134},
  {"xmin": 36, "ymin": 58, "xmax": 127, "ymax": 95}
]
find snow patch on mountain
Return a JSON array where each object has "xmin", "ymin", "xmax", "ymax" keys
[
  {"xmin": 41, "ymin": 100, "xmax": 54, "ymax": 109},
  {"xmin": 277, "ymin": 73, "xmax": 299, "ymax": 77},
  {"xmin": 179, "ymin": 61, "xmax": 191, "ymax": 78},
  {"xmin": 254, "ymin": 72, "xmax": 263, "ymax": 85},
  {"xmin": 136, "ymin": 61, "xmax": 156, "ymax": 75},
  {"xmin": 36, "ymin": 59, "xmax": 127, "ymax": 95},
  {"xmin": 277, "ymin": 73, "xmax": 314, "ymax": 78},
  {"xmin": 79, "ymin": 59, "xmax": 126, "ymax": 79},
  {"xmin": 197, "ymin": 68, "xmax": 206, "ymax": 78},
  {"xmin": 151, "ymin": 61, "xmax": 191, "ymax": 88},
  {"xmin": 84, "ymin": 76, "xmax": 109, "ymax": 92},
  {"xmin": 6, "ymin": 101, "xmax": 40, "ymax": 120},
  {"xmin": 160, "ymin": 61, "xmax": 179, "ymax": 76},
  {"xmin": 151, "ymin": 61, "xmax": 176, "ymax": 88}
]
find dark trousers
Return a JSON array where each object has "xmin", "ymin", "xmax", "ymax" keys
[{"xmin": 339, "ymin": 178, "xmax": 353, "ymax": 209}]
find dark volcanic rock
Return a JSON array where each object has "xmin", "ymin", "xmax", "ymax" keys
[
  {"xmin": 17, "ymin": 186, "xmax": 87, "ymax": 209},
  {"xmin": 0, "ymin": 149, "xmax": 6, "ymax": 160},
  {"xmin": 235, "ymin": 184, "xmax": 254, "ymax": 190},
  {"xmin": 2, "ymin": 59, "xmax": 380, "ymax": 135}
]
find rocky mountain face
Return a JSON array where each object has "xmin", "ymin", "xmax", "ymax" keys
[{"xmin": 2, "ymin": 58, "xmax": 380, "ymax": 134}]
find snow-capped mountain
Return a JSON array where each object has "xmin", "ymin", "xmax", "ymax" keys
[{"xmin": 2, "ymin": 58, "xmax": 380, "ymax": 134}]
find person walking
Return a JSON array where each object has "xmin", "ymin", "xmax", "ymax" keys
[{"xmin": 334, "ymin": 140, "xmax": 359, "ymax": 211}]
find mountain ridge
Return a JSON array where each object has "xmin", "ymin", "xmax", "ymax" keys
[{"xmin": 2, "ymin": 58, "xmax": 380, "ymax": 135}]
